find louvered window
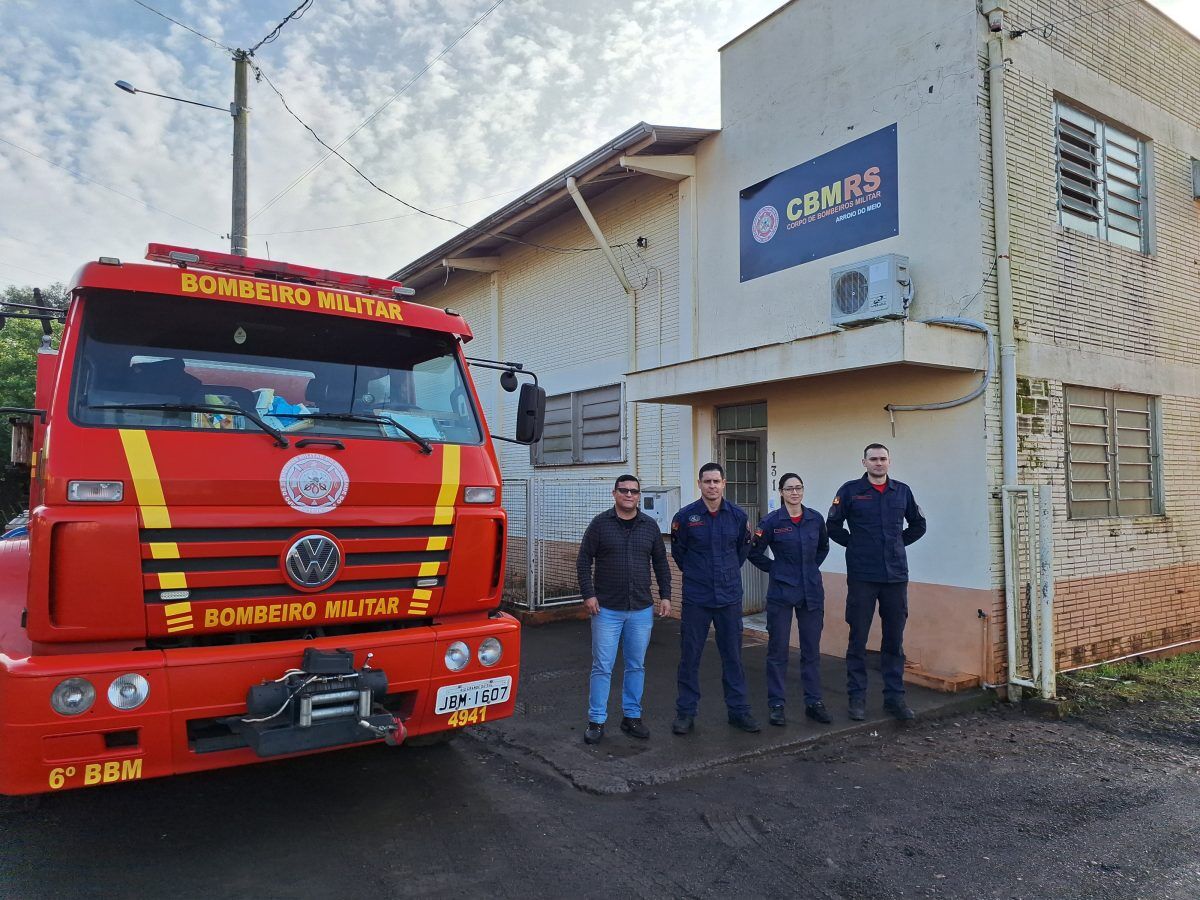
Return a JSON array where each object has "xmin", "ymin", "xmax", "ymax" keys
[
  {"xmin": 1065, "ymin": 386, "xmax": 1161, "ymax": 519},
  {"xmin": 1056, "ymin": 103, "xmax": 1148, "ymax": 252},
  {"xmin": 532, "ymin": 384, "xmax": 624, "ymax": 466}
]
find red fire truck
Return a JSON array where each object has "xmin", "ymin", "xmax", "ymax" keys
[{"xmin": 0, "ymin": 244, "xmax": 544, "ymax": 795}]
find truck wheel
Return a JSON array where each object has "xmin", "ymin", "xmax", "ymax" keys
[{"xmin": 405, "ymin": 729, "xmax": 461, "ymax": 747}]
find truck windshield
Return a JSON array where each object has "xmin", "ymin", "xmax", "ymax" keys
[{"xmin": 70, "ymin": 289, "xmax": 482, "ymax": 445}]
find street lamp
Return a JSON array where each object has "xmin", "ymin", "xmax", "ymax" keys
[{"xmin": 113, "ymin": 53, "xmax": 251, "ymax": 256}]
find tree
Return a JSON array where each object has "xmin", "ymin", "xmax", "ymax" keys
[{"xmin": 1, "ymin": 284, "xmax": 66, "ymax": 466}]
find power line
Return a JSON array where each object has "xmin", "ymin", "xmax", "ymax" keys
[
  {"xmin": 128, "ymin": 0, "xmax": 234, "ymax": 52},
  {"xmin": 254, "ymin": 188, "xmax": 523, "ymax": 235},
  {"xmin": 0, "ymin": 136, "xmax": 223, "ymax": 236},
  {"xmin": 1009, "ymin": 0, "xmax": 1142, "ymax": 38},
  {"xmin": 249, "ymin": 0, "xmax": 507, "ymax": 223},
  {"xmin": 252, "ymin": 64, "xmax": 598, "ymax": 255},
  {"xmin": 249, "ymin": 0, "xmax": 315, "ymax": 55}
]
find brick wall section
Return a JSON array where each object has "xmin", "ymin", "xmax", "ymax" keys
[{"xmin": 980, "ymin": 1, "xmax": 1200, "ymax": 671}]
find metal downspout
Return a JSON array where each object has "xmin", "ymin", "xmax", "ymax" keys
[
  {"xmin": 566, "ymin": 176, "xmax": 638, "ymax": 470},
  {"xmin": 987, "ymin": 16, "xmax": 1018, "ymax": 485}
]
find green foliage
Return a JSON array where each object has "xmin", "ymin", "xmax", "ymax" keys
[
  {"xmin": 0, "ymin": 284, "xmax": 66, "ymax": 464},
  {"xmin": 1062, "ymin": 651, "xmax": 1200, "ymax": 712}
]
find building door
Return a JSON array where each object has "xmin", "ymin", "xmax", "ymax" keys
[{"xmin": 717, "ymin": 403, "xmax": 768, "ymax": 614}]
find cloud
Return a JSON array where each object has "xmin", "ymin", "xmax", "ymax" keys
[{"xmin": 2, "ymin": 0, "xmax": 1190, "ymax": 289}]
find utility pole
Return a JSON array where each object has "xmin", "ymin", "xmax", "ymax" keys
[{"xmin": 231, "ymin": 50, "xmax": 250, "ymax": 256}]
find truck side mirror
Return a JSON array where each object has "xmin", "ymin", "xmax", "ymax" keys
[
  {"xmin": 8, "ymin": 418, "xmax": 33, "ymax": 468},
  {"xmin": 514, "ymin": 383, "xmax": 545, "ymax": 445}
]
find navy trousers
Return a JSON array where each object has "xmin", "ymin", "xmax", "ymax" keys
[
  {"xmin": 676, "ymin": 601, "xmax": 750, "ymax": 716},
  {"xmin": 845, "ymin": 579, "xmax": 908, "ymax": 700},
  {"xmin": 766, "ymin": 601, "xmax": 823, "ymax": 707}
]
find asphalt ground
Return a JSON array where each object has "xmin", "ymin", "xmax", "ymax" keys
[
  {"xmin": 475, "ymin": 617, "xmax": 986, "ymax": 794},
  {"xmin": 1, "ymin": 621, "xmax": 1197, "ymax": 899}
]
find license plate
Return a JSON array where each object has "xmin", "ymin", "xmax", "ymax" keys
[{"xmin": 434, "ymin": 676, "xmax": 513, "ymax": 714}]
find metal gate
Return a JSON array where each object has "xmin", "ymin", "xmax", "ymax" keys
[
  {"xmin": 1001, "ymin": 484, "xmax": 1056, "ymax": 699},
  {"xmin": 501, "ymin": 477, "xmax": 614, "ymax": 610}
]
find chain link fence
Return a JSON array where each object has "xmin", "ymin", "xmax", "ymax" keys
[{"xmin": 502, "ymin": 477, "xmax": 616, "ymax": 610}]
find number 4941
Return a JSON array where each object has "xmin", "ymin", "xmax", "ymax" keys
[{"xmin": 447, "ymin": 706, "xmax": 487, "ymax": 727}]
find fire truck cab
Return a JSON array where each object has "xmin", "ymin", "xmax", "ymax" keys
[{"xmin": 0, "ymin": 244, "xmax": 543, "ymax": 795}]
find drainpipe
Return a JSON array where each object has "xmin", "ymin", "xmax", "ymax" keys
[
  {"xmin": 566, "ymin": 176, "xmax": 638, "ymax": 470},
  {"xmin": 985, "ymin": 2, "xmax": 1018, "ymax": 486}
]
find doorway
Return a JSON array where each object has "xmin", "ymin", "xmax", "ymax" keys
[{"xmin": 717, "ymin": 403, "xmax": 768, "ymax": 614}]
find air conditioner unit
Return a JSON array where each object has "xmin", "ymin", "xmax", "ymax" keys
[{"xmin": 829, "ymin": 253, "xmax": 911, "ymax": 327}]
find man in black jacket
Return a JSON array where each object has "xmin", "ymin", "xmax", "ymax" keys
[
  {"xmin": 827, "ymin": 444, "xmax": 927, "ymax": 722},
  {"xmin": 577, "ymin": 474, "xmax": 673, "ymax": 744}
]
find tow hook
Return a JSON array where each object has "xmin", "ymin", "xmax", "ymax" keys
[{"xmin": 362, "ymin": 715, "xmax": 406, "ymax": 746}]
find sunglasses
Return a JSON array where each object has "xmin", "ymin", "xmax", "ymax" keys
[{"xmin": 614, "ymin": 487, "xmax": 641, "ymax": 495}]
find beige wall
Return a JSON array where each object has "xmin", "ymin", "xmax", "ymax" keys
[{"xmin": 983, "ymin": 0, "xmax": 1200, "ymax": 667}]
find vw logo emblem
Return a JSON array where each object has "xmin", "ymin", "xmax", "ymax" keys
[{"xmin": 284, "ymin": 534, "xmax": 341, "ymax": 591}]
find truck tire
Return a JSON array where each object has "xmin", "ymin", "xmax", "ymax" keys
[{"xmin": 405, "ymin": 729, "xmax": 461, "ymax": 747}]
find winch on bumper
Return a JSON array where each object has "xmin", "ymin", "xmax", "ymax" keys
[{"xmin": 229, "ymin": 648, "xmax": 403, "ymax": 757}]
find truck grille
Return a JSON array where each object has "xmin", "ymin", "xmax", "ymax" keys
[{"xmin": 139, "ymin": 524, "xmax": 452, "ymax": 604}]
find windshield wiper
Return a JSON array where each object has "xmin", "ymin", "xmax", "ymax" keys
[
  {"xmin": 303, "ymin": 411, "xmax": 434, "ymax": 455},
  {"xmin": 89, "ymin": 402, "xmax": 289, "ymax": 448}
]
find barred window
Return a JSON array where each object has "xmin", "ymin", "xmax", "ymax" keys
[
  {"xmin": 1055, "ymin": 103, "xmax": 1148, "ymax": 252},
  {"xmin": 533, "ymin": 383, "xmax": 623, "ymax": 466},
  {"xmin": 1065, "ymin": 386, "xmax": 1161, "ymax": 519}
]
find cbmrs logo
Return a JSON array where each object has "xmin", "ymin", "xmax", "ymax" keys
[{"xmin": 751, "ymin": 205, "xmax": 780, "ymax": 244}]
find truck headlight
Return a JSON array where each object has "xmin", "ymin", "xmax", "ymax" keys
[
  {"xmin": 444, "ymin": 641, "xmax": 470, "ymax": 672},
  {"xmin": 51, "ymin": 677, "xmax": 95, "ymax": 716},
  {"xmin": 108, "ymin": 673, "xmax": 150, "ymax": 710},
  {"xmin": 478, "ymin": 637, "xmax": 502, "ymax": 666}
]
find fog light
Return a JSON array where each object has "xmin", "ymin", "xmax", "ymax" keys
[
  {"xmin": 108, "ymin": 673, "xmax": 150, "ymax": 710},
  {"xmin": 464, "ymin": 486, "xmax": 496, "ymax": 504},
  {"xmin": 51, "ymin": 677, "xmax": 95, "ymax": 716},
  {"xmin": 67, "ymin": 481, "xmax": 124, "ymax": 502},
  {"xmin": 478, "ymin": 637, "xmax": 502, "ymax": 666},
  {"xmin": 444, "ymin": 641, "xmax": 470, "ymax": 672}
]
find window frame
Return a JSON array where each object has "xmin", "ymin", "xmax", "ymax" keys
[
  {"xmin": 531, "ymin": 383, "xmax": 624, "ymax": 467},
  {"xmin": 1064, "ymin": 385, "xmax": 1163, "ymax": 519},
  {"xmin": 1054, "ymin": 101, "xmax": 1149, "ymax": 253}
]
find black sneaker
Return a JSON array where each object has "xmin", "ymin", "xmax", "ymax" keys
[
  {"xmin": 768, "ymin": 706, "xmax": 786, "ymax": 727},
  {"xmin": 805, "ymin": 702, "xmax": 832, "ymax": 724},
  {"xmin": 883, "ymin": 698, "xmax": 916, "ymax": 721},
  {"xmin": 620, "ymin": 717, "xmax": 650, "ymax": 739},
  {"xmin": 847, "ymin": 697, "xmax": 866, "ymax": 721},
  {"xmin": 727, "ymin": 712, "xmax": 762, "ymax": 733},
  {"xmin": 672, "ymin": 714, "xmax": 695, "ymax": 735},
  {"xmin": 583, "ymin": 721, "xmax": 604, "ymax": 744}
]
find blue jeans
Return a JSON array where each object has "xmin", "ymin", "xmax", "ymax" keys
[{"xmin": 588, "ymin": 606, "xmax": 654, "ymax": 724}]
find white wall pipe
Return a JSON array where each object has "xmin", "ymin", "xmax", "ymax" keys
[{"xmin": 987, "ymin": 11, "xmax": 1018, "ymax": 485}]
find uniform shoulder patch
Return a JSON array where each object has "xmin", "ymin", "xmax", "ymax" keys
[{"xmin": 831, "ymin": 496, "xmax": 841, "ymax": 505}]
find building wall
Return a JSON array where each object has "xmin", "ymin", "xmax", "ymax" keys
[
  {"xmin": 698, "ymin": 0, "xmax": 986, "ymax": 354},
  {"xmin": 990, "ymin": 0, "xmax": 1200, "ymax": 668},
  {"xmin": 409, "ymin": 175, "xmax": 687, "ymax": 524}
]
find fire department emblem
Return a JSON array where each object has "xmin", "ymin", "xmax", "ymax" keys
[
  {"xmin": 280, "ymin": 454, "xmax": 349, "ymax": 515},
  {"xmin": 751, "ymin": 205, "xmax": 780, "ymax": 244}
]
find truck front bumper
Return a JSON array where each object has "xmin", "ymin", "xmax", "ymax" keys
[{"xmin": 0, "ymin": 613, "xmax": 520, "ymax": 795}]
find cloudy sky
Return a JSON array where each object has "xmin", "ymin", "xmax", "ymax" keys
[{"xmin": 1, "ymin": 0, "xmax": 1195, "ymax": 291}]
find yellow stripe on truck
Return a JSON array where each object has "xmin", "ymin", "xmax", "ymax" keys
[
  {"xmin": 414, "ymin": 446, "xmax": 461, "ymax": 611},
  {"xmin": 118, "ymin": 429, "xmax": 174, "ymax": 531},
  {"xmin": 118, "ymin": 430, "xmax": 189, "ymax": 596}
]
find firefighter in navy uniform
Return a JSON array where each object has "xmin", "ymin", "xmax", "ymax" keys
[
  {"xmin": 827, "ymin": 443, "xmax": 927, "ymax": 721},
  {"xmin": 749, "ymin": 473, "xmax": 831, "ymax": 727},
  {"xmin": 670, "ymin": 462, "xmax": 761, "ymax": 735}
]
